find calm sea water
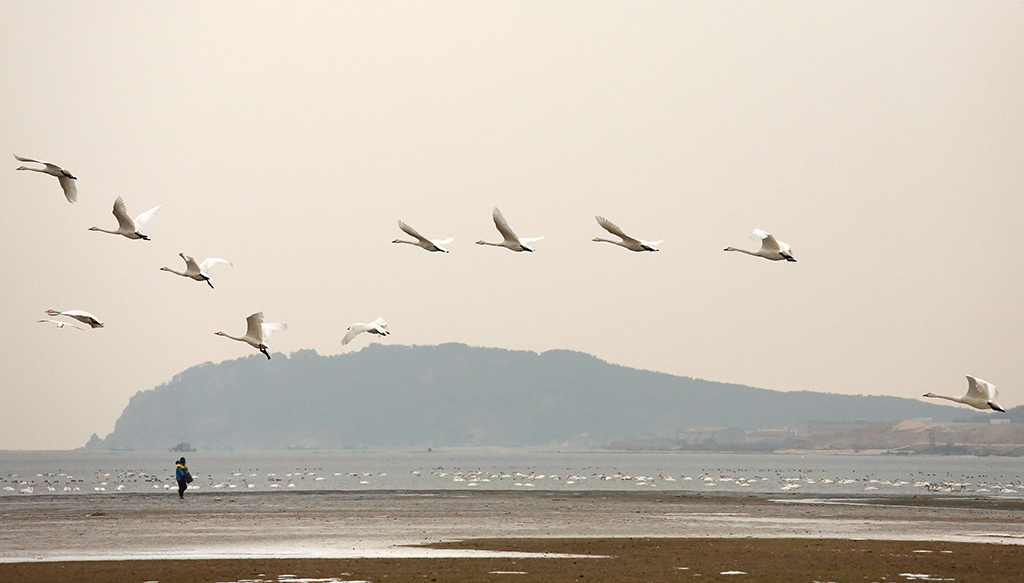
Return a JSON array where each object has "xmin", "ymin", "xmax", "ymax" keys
[{"xmin": 2, "ymin": 449, "xmax": 1021, "ymax": 497}]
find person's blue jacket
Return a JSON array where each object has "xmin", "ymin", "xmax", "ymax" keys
[{"xmin": 176, "ymin": 462, "xmax": 188, "ymax": 482}]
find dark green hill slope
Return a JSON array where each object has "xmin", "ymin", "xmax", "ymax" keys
[{"xmin": 94, "ymin": 343, "xmax": 979, "ymax": 450}]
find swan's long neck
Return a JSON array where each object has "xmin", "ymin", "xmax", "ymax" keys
[
  {"xmin": 926, "ymin": 393, "xmax": 962, "ymax": 404},
  {"xmin": 476, "ymin": 240, "xmax": 502, "ymax": 247},
  {"xmin": 217, "ymin": 332, "xmax": 246, "ymax": 343},
  {"xmin": 393, "ymin": 239, "xmax": 417, "ymax": 246},
  {"xmin": 724, "ymin": 247, "xmax": 758, "ymax": 256},
  {"xmin": 161, "ymin": 267, "xmax": 187, "ymax": 277},
  {"xmin": 89, "ymin": 226, "xmax": 121, "ymax": 235},
  {"xmin": 593, "ymin": 237, "xmax": 623, "ymax": 246}
]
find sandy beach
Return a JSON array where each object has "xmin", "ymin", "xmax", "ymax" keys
[{"xmin": 2, "ymin": 490, "xmax": 1023, "ymax": 582}]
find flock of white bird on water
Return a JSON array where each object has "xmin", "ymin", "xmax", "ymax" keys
[
  {"xmin": 16, "ymin": 154, "xmax": 1007, "ymax": 412},
  {"xmin": 3, "ymin": 464, "xmax": 1021, "ymax": 495}
]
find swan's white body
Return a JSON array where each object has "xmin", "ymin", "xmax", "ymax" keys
[
  {"xmin": 476, "ymin": 207, "xmax": 543, "ymax": 252},
  {"xmin": 37, "ymin": 318, "xmax": 84, "ymax": 330},
  {"xmin": 89, "ymin": 196, "xmax": 161, "ymax": 240},
  {"xmin": 161, "ymin": 253, "xmax": 232, "ymax": 288},
  {"xmin": 14, "ymin": 154, "xmax": 77, "ymax": 203},
  {"xmin": 342, "ymin": 317, "xmax": 390, "ymax": 346},
  {"xmin": 924, "ymin": 376, "xmax": 1005, "ymax": 412},
  {"xmin": 593, "ymin": 216, "xmax": 662, "ymax": 252},
  {"xmin": 724, "ymin": 229, "xmax": 796, "ymax": 262},
  {"xmin": 393, "ymin": 221, "xmax": 453, "ymax": 253},
  {"xmin": 215, "ymin": 312, "xmax": 286, "ymax": 359},
  {"xmin": 44, "ymin": 309, "xmax": 104, "ymax": 328}
]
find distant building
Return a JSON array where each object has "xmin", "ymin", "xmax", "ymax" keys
[
  {"xmin": 676, "ymin": 427, "xmax": 747, "ymax": 445},
  {"xmin": 796, "ymin": 421, "xmax": 874, "ymax": 436},
  {"xmin": 170, "ymin": 440, "xmax": 195, "ymax": 452},
  {"xmin": 746, "ymin": 429, "xmax": 797, "ymax": 444}
]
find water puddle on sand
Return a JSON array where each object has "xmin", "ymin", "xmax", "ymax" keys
[
  {"xmin": 899, "ymin": 574, "xmax": 955, "ymax": 581},
  {"xmin": 218, "ymin": 576, "xmax": 367, "ymax": 583}
]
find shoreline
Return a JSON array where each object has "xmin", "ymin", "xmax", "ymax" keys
[
  {"xmin": 3, "ymin": 490, "xmax": 1023, "ymax": 581},
  {"xmin": 3, "ymin": 490, "xmax": 1024, "ymax": 557}
]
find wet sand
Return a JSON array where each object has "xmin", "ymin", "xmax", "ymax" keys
[{"xmin": 2, "ymin": 490, "xmax": 1023, "ymax": 582}]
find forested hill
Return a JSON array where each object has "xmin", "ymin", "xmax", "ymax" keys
[{"xmin": 90, "ymin": 343, "xmax": 973, "ymax": 450}]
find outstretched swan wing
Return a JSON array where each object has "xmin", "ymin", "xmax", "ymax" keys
[
  {"xmin": 57, "ymin": 175, "xmax": 77, "ymax": 203},
  {"xmin": 199, "ymin": 258, "xmax": 233, "ymax": 272},
  {"xmin": 134, "ymin": 204, "xmax": 162, "ymax": 227},
  {"xmin": 965, "ymin": 376, "xmax": 997, "ymax": 401},
  {"xmin": 261, "ymin": 322, "xmax": 287, "ymax": 340},
  {"xmin": 752, "ymin": 229, "xmax": 782, "ymax": 253},
  {"xmin": 245, "ymin": 312, "xmax": 265, "ymax": 340},
  {"xmin": 492, "ymin": 207, "xmax": 521, "ymax": 244},
  {"xmin": 398, "ymin": 221, "xmax": 430, "ymax": 244},
  {"xmin": 596, "ymin": 216, "xmax": 639, "ymax": 244},
  {"xmin": 112, "ymin": 197, "xmax": 136, "ymax": 230},
  {"xmin": 342, "ymin": 323, "xmax": 370, "ymax": 345}
]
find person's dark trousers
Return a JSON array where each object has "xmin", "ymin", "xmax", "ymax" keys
[{"xmin": 178, "ymin": 480, "xmax": 187, "ymax": 498}]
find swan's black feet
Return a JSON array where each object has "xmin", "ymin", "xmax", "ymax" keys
[
  {"xmin": 206, "ymin": 279, "xmax": 214, "ymax": 289},
  {"xmin": 261, "ymin": 348, "xmax": 271, "ymax": 360}
]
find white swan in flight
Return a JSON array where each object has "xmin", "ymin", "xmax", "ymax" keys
[
  {"xmin": 593, "ymin": 216, "xmax": 662, "ymax": 252},
  {"xmin": 43, "ymin": 309, "xmax": 104, "ymax": 328},
  {"xmin": 476, "ymin": 207, "xmax": 543, "ymax": 252},
  {"xmin": 215, "ymin": 312, "xmax": 287, "ymax": 359},
  {"xmin": 14, "ymin": 154, "xmax": 77, "ymax": 203},
  {"xmin": 924, "ymin": 376, "xmax": 1005, "ymax": 412},
  {"xmin": 393, "ymin": 221, "xmax": 453, "ymax": 253},
  {"xmin": 37, "ymin": 319, "xmax": 84, "ymax": 330},
  {"xmin": 342, "ymin": 317, "xmax": 390, "ymax": 346},
  {"xmin": 724, "ymin": 229, "xmax": 796, "ymax": 262},
  {"xmin": 161, "ymin": 253, "xmax": 232, "ymax": 288},
  {"xmin": 89, "ymin": 196, "xmax": 161, "ymax": 240}
]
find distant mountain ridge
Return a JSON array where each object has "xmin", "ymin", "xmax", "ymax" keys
[{"xmin": 90, "ymin": 343, "xmax": 982, "ymax": 450}]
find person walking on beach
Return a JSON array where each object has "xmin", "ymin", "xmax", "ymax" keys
[{"xmin": 175, "ymin": 457, "xmax": 192, "ymax": 499}]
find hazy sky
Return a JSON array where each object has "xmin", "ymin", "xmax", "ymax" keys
[{"xmin": 2, "ymin": 2, "xmax": 1022, "ymax": 450}]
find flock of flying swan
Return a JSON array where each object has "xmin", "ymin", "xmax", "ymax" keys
[
  {"xmin": 14, "ymin": 153, "xmax": 377, "ymax": 357},
  {"xmin": 16, "ymin": 154, "xmax": 1006, "ymax": 411}
]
